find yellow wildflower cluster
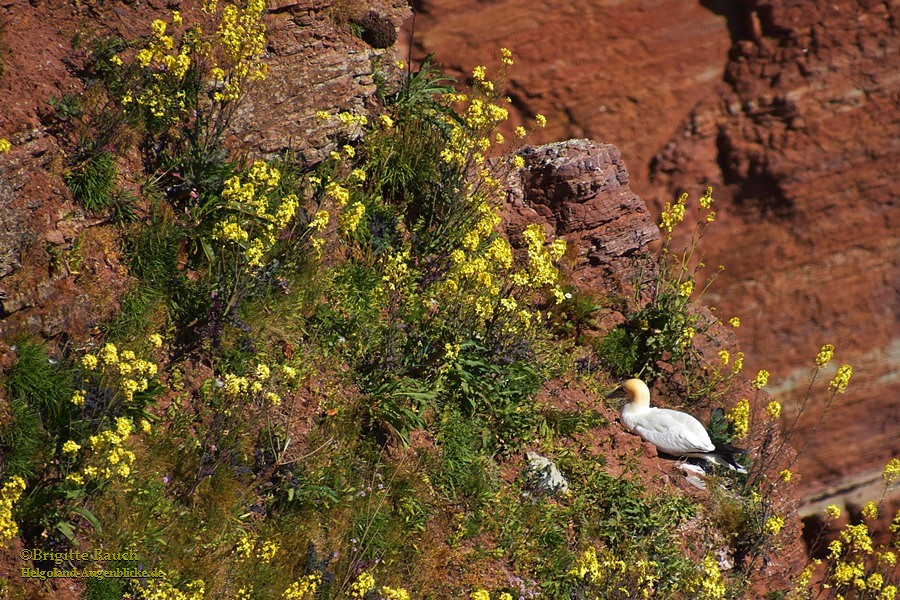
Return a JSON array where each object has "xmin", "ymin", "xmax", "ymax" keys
[
  {"xmin": 126, "ymin": 13, "xmax": 194, "ymax": 121},
  {"xmin": 678, "ymin": 279, "xmax": 694, "ymax": 297},
  {"xmin": 340, "ymin": 201, "xmax": 366, "ymax": 234},
  {"xmin": 213, "ymin": 161, "xmax": 298, "ymax": 269},
  {"xmin": 689, "ymin": 554, "xmax": 727, "ymax": 599},
  {"xmin": 470, "ymin": 591, "xmax": 491, "ymax": 600},
  {"xmin": 764, "ymin": 514, "xmax": 785, "ymax": 536},
  {"xmin": 729, "ymin": 317, "xmax": 741, "ymax": 328},
  {"xmin": 513, "ymin": 224, "xmax": 567, "ymax": 299},
  {"xmin": 135, "ymin": 577, "xmax": 206, "ymax": 600},
  {"xmin": 751, "ymin": 369, "xmax": 769, "ymax": 389},
  {"xmin": 81, "ymin": 343, "xmax": 158, "ymax": 403},
  {"xmin": 779, "ymin": 469, "xmax": 792, "ymax": 482},
  {"xmin": 766, "ymin": 399, "xmax": 782, "ymax": 420},
  {"xmin": 659, "ymin": 192, "xmax": 687, "ymax": 233},
  {"xmin": 805, "ymin": 510, "xmax": 900, "ymax": 598},
  {"xmin": 884, "ymin": 458, "xmax": 900, "ymax": 484},
  {"xmin": 816, "ymin": 343, "xmax": 835, "ymax": 367},
  {"xmin": 569, "ymin": 546, "xmax": 659, "ymax": 599},
  {"xmin": 718, "ymin": 350, "xmax": 730, "ymax": 365},
  {"xmin": 829, "ymin": 364, "xmax": 853, "ymax": 394},
  {"xmin": 0, "ymin": 476, "xmax": 26, "ymax": 546},
  {"xmin": 281, "ymin": 573, "xmax": 321, "ymax": 599},
  {"xmin": 380, "ymin": 586, "xmax": 411, "ymax": 600},
  {"xmin": 0, "ymin": 138, "xmax": 11, "ymax": 153},
  {"xmin": 234, "ymin": 532, "xmax": 278, "ymax": 562},
  {"xmin": 79, "ymin": 417, "xmax": 137, "ymax": 481},
  {"xmin": 348, "ymin": 571, "xmax": 375, "ymax": 598},
  {"xmin": 212, "ymin": 0, "xmax": 268, "ymax": 102},
  {"xmin": 731, "ymin": 351, "xmax": 744, "ymax": 374},
  {"xmin": 826, "ymin": 504, "xmax": 842, "ymax": 520},
  {"xmin": 220, "ymin": 361, "xmax": 297, "ymax": 412},
  {"xmin": 725, "ymin": 398, "xmax": 750, "ymax": 439},
  {"xmin": 862, "ymin": 501, "xmax": 879, "ymax": 520}
]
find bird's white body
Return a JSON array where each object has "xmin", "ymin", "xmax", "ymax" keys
[
  {"xmin": 619, "ymin": 379, "xmax": 746, "ymax": 472},
  {"xmin": 621, "ymin": 404, "xmax": 715, "ymax": 456}
]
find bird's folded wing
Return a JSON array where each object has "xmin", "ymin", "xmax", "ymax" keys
[{"xmin": 634, "ymin": 411, "xmax": 715, "ymax": 455}]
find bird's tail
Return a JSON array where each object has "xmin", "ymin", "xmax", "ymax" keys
[{"xmin": 710, "ymin": 442, "xmax": 748, "ymax": 473}]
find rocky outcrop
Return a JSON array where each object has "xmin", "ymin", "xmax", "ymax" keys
[
  {"xmin": 504, "ymin": 139, "xmax": 659, "ymax": 299},
  {"xmin": 233, "ymin": 0, "xmax": 409, "ymax": 162},
  {"xmin": 407, "ymin": 0, "xmax": 900, "ymax": 515}
]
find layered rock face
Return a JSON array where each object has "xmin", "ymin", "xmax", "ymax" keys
[
  {"xmin": 408, "ymin": 0, "xmax": 900, "ymax": 510},
  {"xmin": 0, "ymin": 0, "xmax": 405, "ymax": 341}
]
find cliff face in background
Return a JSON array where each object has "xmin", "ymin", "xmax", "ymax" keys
[{"xmin": 406, "ymin": 0, "xmax": 900, "ymax": 515}]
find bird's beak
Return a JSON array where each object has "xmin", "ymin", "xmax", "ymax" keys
[{"xmin": 605, "ymin": 384, "xmax": 625, "ymax": 399}]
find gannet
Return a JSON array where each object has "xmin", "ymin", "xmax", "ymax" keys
[{"xmin": 617, "ymin": 379, "xmax": 747, "ymax": 473}]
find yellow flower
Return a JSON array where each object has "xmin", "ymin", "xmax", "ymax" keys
[
  {"xmin": 880, "ymin": 585, "xmax": 897, "ymax": 600},
  {"xmin": 395, "ymin": 60, "xmax": 405, "ymax": 70},
  {"xmin": 512, "ymin": 155, "xmax": 525, "ymax": 169},
  {"xmin": 825, "ymin": 504, "xmax": 842, "ymax": 519},
  {"xmin": 99, "ymin": 343, "xmax": 119, "ymax": 365},
  {"xmin": 764, "ymin": 515, "xmax": 784, "ymax": 536},
  {"xmin": 725, "ymin": 398, "xmax": 750, "ymax": 439},
  {"xmin": 515, "ymin": 126, "xmax": 527, "ymax": 139},
  {"xmin": 379, "ymin": 114, "xmax": 394, "ymax": 128},
  {"xmin": 265, "ymin": 392, "xmax": 281, "ymax": 406},
  {"xmin": 71, "ymin": 390, "xmax": 86, "ymax": 406},
  {"xmin": 766, "ymin": 400, "xmax": 782, "ymax": 420},
  {"xmin": 255, "ymin": 363, "xmax": 271, "ymax": 381},
  {"xmin": 500, "ymin": 47, "xmax": 514, "ymax": 65},
  {"xmin": 718, "ymin": 350, "xmax": 730, "ymax": 365},
  {"xmin": 282, "ymin": 573, "xmax": 321, "ymax": 599},
  {"xmin": 535, "ymin": 113, "xmax": 547, "ymax": 128},
  {"xmin": 0, "ymin": 138, "xmax": 11, "ymax": 153},
  {"xmin": 699, "ymin": 187, "xmax": 715, "ymax": 209},
  {"xmin": 381, "ymin": 587, "xmax": 410, "ymax": 600},
  {"xmin": 62, "ymin": 440, "xmax": 81, "ymax": 454},
  {"xmin": 472, "ymin": 65, "xmax": 486, "ymax": 80},
  {"xmin": 148, "ymin": 333, "xmax": 164, "ymax": 348},
  {"xmin": 678, "ymin": 280, "xmax": 694, "ymax": 297},
  {"xmin": 470, "ymin": 591, "xmax": 491, "ymax": 600},
  {"xmin": 751, "ymin": 369, "xmax": 769, "ymax": 389},
  {"xmin": 816, "ymin": 343, "xmax": 835, "ymax": 367},
  {"xmin": 884, "ymin": 458, "xmax": 900, "ymax": 484},
  {"xmin": 705, "ymin": 210, "xmax": 716, "ymax": 223},
  {"xmin": 172, "ymin": 10, "xmax": 183, "ymax": 27},
  {"xmin": 779, "ymin": 469, "xmax": 792, "ymax": 482},
  {"xmin": 325, "ymin": 182, "xmax": 350, "ymax": 205},
  {"xmin": 829, "ymin": 364, "xmax": 852, "ymax": 393},
  {"xmin": 731, "ymin": 351, "xmax": 744, "ymax": 374},
  {"xmin": 349, "ymin": 571, "xmax": 375, "ymax": 598},
  {"xmin": 729, "ymin": 317, "xmax": 741, "ymax": 328},
  {"xmin": 862, "ymin": 501, "xmax": 879, "ymax": 520},
  {"xmin": 308, "ymin": 209, "xmax": 329, "ymax": 232}
]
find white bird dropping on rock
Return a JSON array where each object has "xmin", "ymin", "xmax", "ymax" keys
[{"xmin": 618, "ymin": 379, "xmax": 747, "ymax": 473}]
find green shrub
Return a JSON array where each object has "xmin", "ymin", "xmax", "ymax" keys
[{"xmin": 65, "ymin": 150, "xmax": 118, "ymax": 212}]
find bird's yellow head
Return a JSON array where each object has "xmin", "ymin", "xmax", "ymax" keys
[{"xmin": 622, "ymin": 378, "xmax": 651, "ymax": 407}]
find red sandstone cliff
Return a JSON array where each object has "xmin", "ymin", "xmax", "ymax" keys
[{"xmin": 406, "ymin": 0, "xmax": 900, "ymax": 515}]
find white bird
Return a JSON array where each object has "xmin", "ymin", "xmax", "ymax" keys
[{"xmin": 617, "ymin": 379, "xmax": 747, "ymax": 473}]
